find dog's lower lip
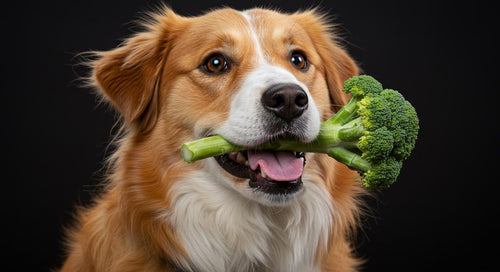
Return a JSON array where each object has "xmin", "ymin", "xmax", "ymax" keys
[{"xmin": 249, "ymin": 170, "xmax": 303, "ymax": 195}]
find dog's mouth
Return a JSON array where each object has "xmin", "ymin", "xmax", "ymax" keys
[{"xmin": 214, "ymin": 150, "xmax": 306, "ymax": 196}]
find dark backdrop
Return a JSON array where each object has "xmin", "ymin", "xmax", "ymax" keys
[{"xmin": 4, "ymin": 0, "xmax": 496, "ymax": 271}]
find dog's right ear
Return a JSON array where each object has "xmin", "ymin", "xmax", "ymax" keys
[{"xmin": 91, "ymin": 8, "xmax": 187, "ymax": 132}]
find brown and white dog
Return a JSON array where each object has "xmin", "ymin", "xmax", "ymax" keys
[{"xmin": 61, "ymin": 6, "xmax": 368, "ymax": 272}]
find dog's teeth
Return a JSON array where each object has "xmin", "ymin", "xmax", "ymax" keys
[
  {"xmin": 260, "ymin": 168, "xmax": 267, "ymax": 178},
  {"xmin": 229, "ymin": 152, "xmax": 238, "ymax": 161},
  {"xmin": 295, "ymin": 151, "xmax": 305, "ymax": 158},
  {"xmin": 236, "ymin": 152, "xmax": 247, "ymax": 165}
]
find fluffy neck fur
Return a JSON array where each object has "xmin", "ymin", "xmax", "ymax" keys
[{"xmin": 166, "ymin": 165, "xmax": 334, "ymax": 272}]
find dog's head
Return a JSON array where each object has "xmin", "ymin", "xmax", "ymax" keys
[{"xmin": 91, "ymin": 7, "xmax": 358, "ymax": 206}]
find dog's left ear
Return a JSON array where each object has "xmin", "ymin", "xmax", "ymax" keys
[{"xmin": 292, "ymin": 10, "xmax": 359, "ymax": 112}]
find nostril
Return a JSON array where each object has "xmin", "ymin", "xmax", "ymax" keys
[
  {"xmin": 295, "ymin": 92, "xmax": 308, "ymax": 108},
  {"xmin": 268, "ymin": 92, "xmax": 285, "ymax": 108},
  {"xmin": 261, "ymin": 83, "xmax": 309, "ymax": 122}
]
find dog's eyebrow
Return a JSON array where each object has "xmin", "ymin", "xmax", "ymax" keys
[{"xmin": 211, "ymin": 32, "xmax": 238, "ymax": 47}]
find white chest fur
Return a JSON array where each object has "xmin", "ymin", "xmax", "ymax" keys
[{"xmin": 167, "ymin": 170, "xmax": 334, "ymax": 272}]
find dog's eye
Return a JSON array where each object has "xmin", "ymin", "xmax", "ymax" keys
[
  {"xmin": 202, "ymin": 54, "xmax": 229, "ymax": 74},
  {"xmin": 290, "ymin": 51, "xmax": 308, "ymax": 71}
]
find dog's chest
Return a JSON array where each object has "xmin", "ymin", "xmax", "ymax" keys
[{"xmin": 167, "ymin": 171, "xmax": 332, "ymax": 272}]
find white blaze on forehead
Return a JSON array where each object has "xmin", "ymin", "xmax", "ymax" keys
[{"xmin": 241, "ymin": 11, "xmax": 266, "ymax": 64}]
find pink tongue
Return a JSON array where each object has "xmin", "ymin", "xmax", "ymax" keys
[{"xmin": 247, "ymin": 151, "xmax": 303, "ymax": 181}]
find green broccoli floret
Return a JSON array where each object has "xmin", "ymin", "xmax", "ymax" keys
[
  {"xmin": 181, "ymin": 75, "xmax": 419, "ymax": 190},
  {"xmin": 319, "ymin": 75, "xmax": 419, "ymax": 188}
]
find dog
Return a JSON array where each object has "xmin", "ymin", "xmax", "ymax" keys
[{"xmin": 61, "ymin": 6, "xmax": 367, "ymax": 272}]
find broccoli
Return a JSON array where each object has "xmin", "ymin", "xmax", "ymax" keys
[{"xmin": 181, "ymin": 75, "xmax": 419, "ymax": 189}]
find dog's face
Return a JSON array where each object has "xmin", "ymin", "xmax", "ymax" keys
[{"xmin": 92, "ymin": 8, "xmax": 357, "ymax": 206}]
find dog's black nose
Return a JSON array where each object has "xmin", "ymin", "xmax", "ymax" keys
[{"xmin": 261, "ymin": 83, "xmax": 308, "ymax": 122}]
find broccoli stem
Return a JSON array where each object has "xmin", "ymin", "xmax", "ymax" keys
[
  {"xmin": 325, "ymin": 97, "xmax": 360, "ymax": 126},
  {"xmin": 337, "ymin": 118, "xmax": 364, "ymax": 141},
  {"xmin": 327, "ymin": 147, "xmax": 371, "ymax": 171},
  {"xmin": 181, "ymin": 132, "xmax": 370, "ymax": 172},
  {"xmin": 181, "ymin": 135, "xmax": 246, "ymax": 163}
]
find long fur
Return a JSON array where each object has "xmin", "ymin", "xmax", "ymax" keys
[{"xmin": 61, "ymin": 6, "xmax": 367, "ymax": 272}]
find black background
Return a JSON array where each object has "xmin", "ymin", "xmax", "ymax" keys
[{"xmin": 4, "ymin": 0, "xmax": 497, "ymax": 271}]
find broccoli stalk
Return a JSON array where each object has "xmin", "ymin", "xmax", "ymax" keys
[{"xmin": 181, "ymin": 75, "xmax": 419, "ymax": 189}]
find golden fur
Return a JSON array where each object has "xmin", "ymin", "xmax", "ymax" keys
[{"xmin": 61, "ymin": 7, "xmax": 367, "ymax": 272}]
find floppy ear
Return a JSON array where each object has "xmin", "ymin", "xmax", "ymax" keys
[
  {"xmin": 91, "ymin": 8, "xmax": 184, "ymax": 132},
  {"xmin": 293, "ymin": 10, "xmax": 359, "ymax": 112}
]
